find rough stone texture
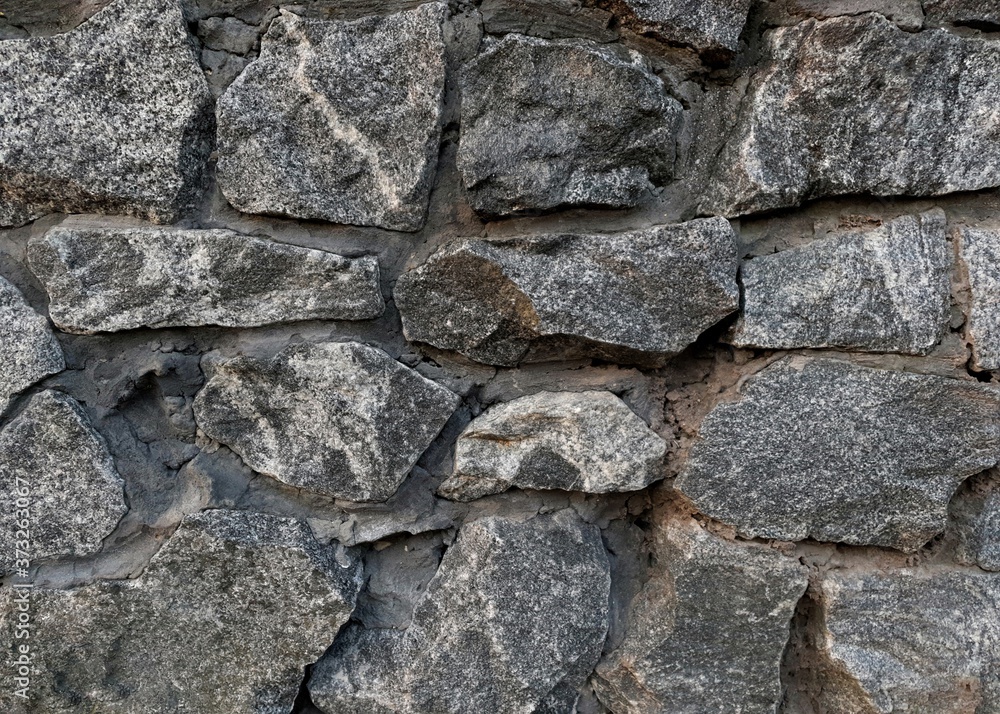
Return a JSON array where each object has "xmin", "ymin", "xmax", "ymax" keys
[
  {"xmin": 676, "ymin": 358, "xmax": 1000, "ymax": 551},
  {"xmin": 924, "ymin": 0, "xmax": 1000, "ymax": 26},
  {"xmin": 0, "ymin": 391, "xmax": 126, "ymax": 575},
  {"xmin": 815, "ymin": 569, "xmax": 1000, "ymax": 713},
  {"xmin": 595, "ymin": 517, "xmax": 807, "ymax": 713},
  {"xmin": 193, "ymin": 341, "xmax": 460, "ymax": 502},
  {"xmin": 730, "ymin": 211, "xmax": 951, "ymax": 354},
  {"xmin": 309, "ymin": 512, "xmax": 611, "ymax": 714},
  {"xmin": 0, "ymin": 0, "xmax": 213, "ymax": 227},
  {"xmin": 959, "ymin": 226, "xmax": 1000, "ymax": 370},
  {"xmin": 394, "ymin": 218, "xmax": 739, "ymax": 366},
  {"xmin": 28, "ymin": 225, "xmax": 384, "ymax": 334},
  {"xmin": 0, "ymin": 276, "xmax": 64, "ymax": 414},
  {"xmin": 438, "ymin": 390, "xmax": 667, "ymax": 501},
  {"xmin": 970, "ymin": 489, "xmax": 1000, "ymax": 571},
  {"xmin": 216, "ymin": 3, "xmax": 447, "ymax": 231},
  {"xmin": 480, "ymin": 0, "xmax": 618, "ymax": 42},
  {"xmin": 705, "ymin": 14, "xmax": 1000, "ymax": 216},
  {"xmin": 0, "ymin": 509, "xmax": 362, "ymax": 713},
  {"xmin": 614, "ymin": 0, "xmax": 753, "ymax": 53},
  {"xmin": 457, "ymin": 33, "xmax": 682, "ymax": 217}
]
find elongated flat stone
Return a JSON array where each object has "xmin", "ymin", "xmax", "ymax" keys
[
  {"xmin": 705, "ymin": 14, "xmax": 1000, "ymax": 216},
  {"xmin": 309, "ymin": 512, "xmax": 611, "ymax": 714},
  {"xmin": 0, "ymin": 277, "xmax": 63, "ymax": 414},
  {"xmin": 959, "ymin": 226, "xmax": 1000, "ymax": 370},
  {"xmin": 730, "ymin": 211, "xmax": 951, "ymax": 354},
  {"xmin": 616, "ymin": 0, "xmax": 752, "ymax": 53},
  {"xmin": 0, "ymin": 0, "xmax": 213, "ymax": 227},
  {"xmin": 193, "ymin": 341, "xmax": 459, "ymax": 502},
  {"xmin": 216, "ymin": 3, "xmax": 447, "ymax": 231},
  {"xmin": 924, "ymin": 0, "xmax": 1000, "ymax": 26},
  {"xmin": 438, "ymin": 390, "xmax": 667, "ymax": 501},
  {"xmin": 394, "ymin": 218, "xmax": 739, "ymax": 366},
  {"xmin": 28, "ymin": 226, "xmax": 383, "ymax": 333},
  {"xmin": 676, "ymin": 358, "xmax": 1000, "ymax": 551}
]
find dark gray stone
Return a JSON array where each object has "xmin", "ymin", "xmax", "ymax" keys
[
  {"xmin": 193, "ymin": 341, "xmax": 460, "ymax": 502},
  {"xmin": 197, "ymin": 16, "xmax": 258, "ymax": 54},
  {"xmin": 438, "ymin": 390, "xmax": 667, "ymax": 501},
  {"xmin": 480, "ymin": 0, "xmax": 618, "ymax": 42},
  {"xmin": 705, "ymin": 14, "xmax": 1000, "ymax": 216},
  {"xmin": 0, "ymin": 0, "xmax": 213, "ymax": 227},
  {"xmin": 457, "ymin": 33, "xmax": 682, "ymax": 217},
  {"xmin": 924, "ymin": 0, "xmax": 1000, "ymax": 26},
  {"xmin": 309, "ymin": 512, "xmax": 611, "ymax": 714},
  {"xmin": 216, "ymin": 3, "xmax": 447, "ymax": 231},
  {"xmin": 394, "ymin": 218, "xmax": 739, "ymax": 366},
  {"xmin": 615, "ymin": 0, "xmax": 752, "ymax": 53},
  {"xmin": 676, "ymin": 357, "xmax": 1000, "ymax": 551},
  {"xmin": 28, "ymin": 225, "xmax": 384, "ymax": 333},
  {"xmin": 0, "ymin": 277, "xmax": 64, "ymax": 414},
  {"xmin": 730, "ymin": 211, "xmax": 951, "ymax": 354},
  {"xmin": 958, "ymin": 226, "xmax": 1000, "ymax": 371},
  {"xmin": 595, "ymin": 517, "xmax": 807, "ymax": 714}
]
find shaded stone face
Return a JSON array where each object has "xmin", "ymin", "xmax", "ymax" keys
[
  {"xmin": 959, "ymin": 226, "xmax": 1000, "ymax": 370},
  {"xmin": 616, "ymin": 0, "xmax": 753, "ymax": 53},
  {"xmin": 0, "ymin": 277, "xmax": 64, "ymax": 414},
  {"xmin": 216, "ymin": 3, "xmax": 447, "ymax": 231},
  {"xmin": 730, "ymin": 210, "xmax": 951, "ymax": 354},
  {"xmin": 0, "ymin": 510, "xmax": 363, "ymax": 714},
  {"xmin": 28, "ymin": 226, "xmax": 384, "ymax": 334},
  {"xmin": 193, "ymin": 341, "xmax": 460, "ymax": 502},
  {"xmin": 309, "ymin": 512, "xmax": 611, "ymax": 714},
  {"xmin": 923, "ymin": 0, "xmax": 1000, "ymax": 25},
  {"xmin": 676, "ymin": 358, "xmax": 1000, "ymax": 551},
  {"xmin": 705, "ymin": 14, "xmax": 1000, "ymax": 216},
  {"xmin": 438, "ymin": 390, "xmax": 667, "ymax": 501},
  {"xmin": 394, "ymin": 218, "xmax": 739, "ymax": 366},
  {"xmin": 595, "ymin": 517, "xmax": 807, "ymax": 714},
  {"xmin": 0, "ymin": 391, "xmax": 126, "ymax": 575},
  {"xmin": 457, "ymin": 33, "xmax": 682, "ymax": 217},
  {"xmin": 0, "ymin": 0, "xmax": 213, "ymax": 227}
]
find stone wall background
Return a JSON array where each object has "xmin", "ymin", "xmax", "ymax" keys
[{"xmin": 2, "ymin": 0, "xmax": 1000, "ymax": 712}]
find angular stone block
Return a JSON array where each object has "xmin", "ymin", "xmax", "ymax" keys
[
  {"xmin": 616, "ymin": 0, "xmax": 752, "ymax": 53},
  {"xmin": 924, "ymin": 0, "xmax": 1000, "ymax": 26},
  {"xmin": 0, "ymin": 277, "xmax": 63, "ymax": 414},
  {"xmin": 959, "ymin": 226, "xmax": 1000, "ymax": 370}
]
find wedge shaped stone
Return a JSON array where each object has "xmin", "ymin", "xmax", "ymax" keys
[
  {"xmin": 959, "ymin": 226, "xmax": 1000, "ymax": 370},
  {"xmin": 616, "ymin": 0, "xmax": 752, "ymax": 53},
  {"xmin": 0, "ymin": 277, "xmax": 63, "ymax": 414}
]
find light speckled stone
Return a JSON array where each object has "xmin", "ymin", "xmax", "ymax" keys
[
  {"xmin": 438, "ymin": 390, "xmax": 667, "ymax": 501},
  {"xmin": 193, "ymin": 341, "xmax": 459, "ymax": 502},
  {"xmin": 616, "ymin": 0, "xmax": 752, "ymax": 53},
  {"xmin": 28, "ymin": 226, "xmax": 383, "ymax": 334},
  {"xmin": 705, "ymin": 14, "xmax": 1000, "ymax": 216},
  {"xmin": 959, "ymin": 226, "xmax": 1000, "ymax": 370},
  {"xmin": 309, "ymin": 512, "xmax": 611, "ymax": 714},
  {"xmin": 730, "ymin": 211, "xmax": 951, "ymax": 354},
  {"xmin": 394, "ymin": 218, "xmax": 739, "ymax": 366},
  {"xmin": 216, "ymin": 3, "xmax": 447, "ymax": 231},
  {"xmin": 0, "ymin": 277, "xmax": 63, "ymax": 414},
  {"xmin": 0, "ymin": 509, "xmax": 362, "ymax": 714},
  {"xmin": 970, "ymin": 488, "xmax": 1000, "ymax": 572},
  {"xmin": 458, "ymin": 33, "xmax": 682, "ymax": 217},
  {"xmin": 924, "ymin": 0, "xmax": 1000, "ymax": 25},
  {"xmin": 0, "ymin": 0, "xmax": 213, "ymax": 227},
  {"xmin": 595, "ymin": 517, "xmax": 807, "ymax": 714},
  {"xmin": 0, "ymin": 391, "xmax": 125, "ymax": 575},
  {"xmin": 676, "ymin": 358, "xmax": 1000, "ymax": 551}
]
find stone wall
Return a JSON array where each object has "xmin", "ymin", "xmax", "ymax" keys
[{"xmin": 1, "ymin": 0, "xmax": 999, "ymax": 712}]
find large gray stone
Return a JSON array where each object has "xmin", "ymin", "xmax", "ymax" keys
[
  {"xmin": 615, "ymin": 0, "xmax": 752, "ymax": 53},
  {"xmin": 705, "ymin": 14, "xmax": 1000, "ymax": 216},
  {"xmin": 924, "ymin": 0, "xmax": 1000, "ymax": 26},
  {"xmin": 0, "ymin": 0, "xmax": 213, "ymax": 227},
  {"xmin": 676, "ymin": 358, "xmax": 1000, "ymax": 551},
  {"xmin": 730, "ymin": 211, "xmax": 951, "ymax": 354},
  {"xmin": 0, "ymin": 509, "xmax": 362, "ymax": 713},
  {"xmin": 958, "ymin": 226, "xmax": 1000, "ymax": 370},
  {"xmin": 457, "ymin": 34, "xmax": 682, "ymax": 217},
  {"xmin": 28, "ymin": 225, "xmax": 384, "ymax": 333},
  {"xmin": 0, "ymin": 277, "xmax": 63, "ymax": 414},
  {"xmin": 0, "ymin": 391, "xmax": 126, "ymax": 575},
  {"xmin": 438, "ymin": 390, "xmax": 667, "ymax": 501},
  {"xmin": 216, "ymin": 3, "xmax": 447, "ymax": 231},
  {"xmin": 309, "ymin": 512, "xmax": 611, "ymax": 714},
  {"xmin": 815, "ymin": 569, "xmax": 1000, "ymax": 713},
  {"xmin": 595, "ymin": 517, "xmax": 807, "ymax": 714},
  {"xmin": 193, "ymin": 341, "xmax": 459, "ymax": 502},
  {"xmin": 394, "ymin": 218, "xmax": 739, "ymax": 366}
]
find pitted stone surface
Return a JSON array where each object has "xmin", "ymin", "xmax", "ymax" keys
[
  {"xmin": 959, "ymin": 227, "xmax": 1000, "ymax": 370},
  {"xmin": 28, "ymin": 226, "xmax": 384, "ymax": 334},
  {"xmin": 457, "ymin": 33, "xmax": 682, "ymax": 217},
  {"xmin": 193, "ymin": 341, "xmax": 460, "ymax": 502},
  {"xmin": 595, "ymin": 517, "xmax": 807, "ymax": 714},
  {"xmin": 705, "ymin": 14, "xmax": 1000, "ymax": 216},
  {"xmin": 394, "ymin": 218, "xmax": 739, "ymax": 366},
  {"xmin": 216, "ymin": 3, "xmax": 447, "ymax": 231},
  {"xmin": 616, "ymin": 0, "xmax": 753, "ymax": 53},
  {"xmin": 0, "ymin": 391, "xmax": 125, "ymax": 574},
  {"xmin": 924, "ymin": 0, "xmax": 1000, "ymax": 25},
  {"xmin": 730, "ymin": 211, "xmax": 951, "ymax": 354},
  {"xmin": 0, "ymin": 0, "xmax": 213, "ymax": 227},
  {"xmin": 0, "ymin": 277, "xmax": 64, "ymax": 414},
  {"xmin": 0, "ymin": 509, "xmax": 362, "ymax": 713},
  {"xmin": 309, "ymin": 512, "xmax": 611, "ymax": 714},
  {"xmin": 438, "ymin": 390, "xmax": 667, "ymax": 501},
  {"xmin": 676, "ymin": 358, "xmax": 1000, "ymax": 551}
]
